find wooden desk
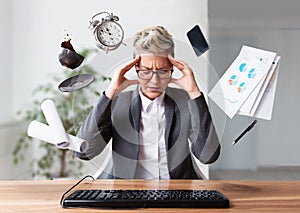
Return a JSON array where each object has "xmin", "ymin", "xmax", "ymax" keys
[{"xmin": 0, "ymin": 180, "xmax": 300, "ymax": 212}]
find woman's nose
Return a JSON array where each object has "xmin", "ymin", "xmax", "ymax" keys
[{"xmin": 150, "ymin": 72, "xmax": 160, "ymax": 83}]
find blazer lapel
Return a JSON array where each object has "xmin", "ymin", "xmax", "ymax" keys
[
  {"xmin": 164, "ymin": 93, "xmax": 175, "ymax": 150},
  {"xmin": 130, "ymin": 87, "xmax": 142, "ymax": 133}
]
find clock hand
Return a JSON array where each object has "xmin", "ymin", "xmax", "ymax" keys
[
  {"xmin": 100, "ymin": 29, "xmax": 112, "ymax": 36},
  {"xmin": 105, "ymin": 28, "xmax": 112, "ymax": 35},
  {"xmin": 100, "ymin": 29, "xmax": 109, "ymax": 34}
]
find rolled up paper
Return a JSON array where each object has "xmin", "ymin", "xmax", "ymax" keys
[
  {"xmin": 40, "ymin": 99, "xmax": 69, "ymax": 146},
  {"xmin": 27, "ymin": 120, "xmax": 89, "ymax": 153}
]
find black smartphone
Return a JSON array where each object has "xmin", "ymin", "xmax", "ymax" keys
[{"xmin": 186, "ymin": 25, "xmax": 209, "ymax": 57}]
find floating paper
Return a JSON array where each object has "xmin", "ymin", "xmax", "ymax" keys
[
  {"xmin": 28, "ymin": 121, "xmax": 88, "ymax": 153},
  {"xmin": 40, "ymin": 99, "xmax": 69, "ymax": 147},
  {"xmin": 209, "ymin": 45, "xmax": 279, "ymax": 120},
  {"xmin": 27, "ymin": 99, "xmax": 88, "ymax": 153}
]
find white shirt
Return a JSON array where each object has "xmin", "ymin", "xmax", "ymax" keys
[{"xmin": 135, "ymin": 90, "xmax": 170, "ymax": 179}]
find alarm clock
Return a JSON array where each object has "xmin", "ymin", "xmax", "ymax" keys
[{"xmin": 89, "ymin": 12, "xmax": 124, "ymax": 53}]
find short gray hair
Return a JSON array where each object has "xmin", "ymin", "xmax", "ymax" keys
[{"xmin": 133, "ymin": 26, "xmax": 174, "ymax": 57}]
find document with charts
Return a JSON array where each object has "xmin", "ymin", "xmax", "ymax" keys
[
  {"xmin": 252, "ymin": 59, "xmax": 280, "ymax": 120},
  {"xmin": 208, "ymin": 45, "xmax": 278, "ymax": 119},
  {"xmin": 238, "ymin": 55, "xmax": 280, "ymax": 119}
]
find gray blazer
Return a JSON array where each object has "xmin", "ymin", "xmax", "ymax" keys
[{"xmin": 76, "ymin": 86, "xmax": 220, "ymax": 179}]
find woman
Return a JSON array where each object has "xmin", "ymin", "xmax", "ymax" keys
[{"xmin": 76, "ymin": 26, "xmax": 220, "ymax": 179}]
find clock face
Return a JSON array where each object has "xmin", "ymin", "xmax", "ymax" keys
[{"xmin": 96, "ymin": 21, "xmax": 124, "ymax": 47}]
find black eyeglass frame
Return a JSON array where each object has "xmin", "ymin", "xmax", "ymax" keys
[{"xmin": 135, "ymin": 66, "xmax": 173, "ymax": 80}]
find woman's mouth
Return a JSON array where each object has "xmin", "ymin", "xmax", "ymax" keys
[{"xmin": 148, "ymin": 87, "xmax": 160, "ymax": 91}]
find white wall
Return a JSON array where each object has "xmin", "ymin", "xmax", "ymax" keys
[
  {"xmin": 1, "ymin": 0, "xmax": 209, "ymax": 179},
  {"xmin": 0, "ymin": 0, "xmax": 12, "ymax": 121},
  {"xmin": 209, "ymin": 0, "xmax": 300, "ymax": 169},
  {"xmin": 11, "ymin": 0, "xmax": 208, "ymax": 113}
]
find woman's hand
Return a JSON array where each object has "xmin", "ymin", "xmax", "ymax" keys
[
  {"xmin": 105, "ymin": 56, "xmax": 141, "ymax": 99},
  {"xmin": 168, "ymin": 55, "xmax": 202, "ymax": 99}
]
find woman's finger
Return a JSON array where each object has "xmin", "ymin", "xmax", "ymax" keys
[
  {"xmin": 120, "ymin": 56, "xmax": 141, "ymax": 75},
  {"xmin": 168, "ymin": 55, "xmax": 183, "ymax": 69},
  {"xmin": 168, "ymin": 55, "xmax": 191, "ymax": 74}
]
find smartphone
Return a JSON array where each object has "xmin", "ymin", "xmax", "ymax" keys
[{"xmin": 186, "ymin": 25, "xmax": 209, "ymax": 57}]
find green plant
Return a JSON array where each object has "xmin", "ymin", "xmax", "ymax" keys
[{"xmin": 12, "ymin": 48, "xmax": 111, "ymax": 179}]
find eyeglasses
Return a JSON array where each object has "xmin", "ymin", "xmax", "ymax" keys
[{"xmin": 136, "ymin": 68, "xmax": 173, "ymax": 80}]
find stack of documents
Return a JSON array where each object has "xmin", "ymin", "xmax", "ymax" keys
[{"xmin": 209, "ymin": 45, "xmax": 280, "ymax": 120}]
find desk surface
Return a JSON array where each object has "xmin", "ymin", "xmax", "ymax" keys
[{"xmin": 0, "ymin": 179, "xmax": 300, "ymax": 212}]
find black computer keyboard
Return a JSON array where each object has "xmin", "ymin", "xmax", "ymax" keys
[{"xmin": 62, "ymin": 189, "xmax": 230, "ymax": 208}]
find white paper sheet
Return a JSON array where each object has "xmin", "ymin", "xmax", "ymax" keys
[
  {"xmin": 208, "ymin": 45, "xmax": 277, "ymax": 119},
  {"xmin": 238, "ymin": 72, "xmax": 268, "ymax": 114},
  {"xmin": 238, "ymin": 56, "xmax": 281, "ymax": 118},
  {"xmin": 27, "ymin": 99, "xmax": 89, "ymax": 153},
  {"xmin": 27, "ymin": 120, "xmax": 88, "ymax": 153},
  {"xmin": 41, "ymin": 99, "xmax": 69, "ymax": 147},
  {"xmin": 253, "ymin": 60, "xmax": 280, "ymax": 120}
]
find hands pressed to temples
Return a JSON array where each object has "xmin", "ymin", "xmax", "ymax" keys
[{"xmin": 105, "ymin": 54, "xmax": 202, "ymax": 100}]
